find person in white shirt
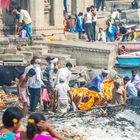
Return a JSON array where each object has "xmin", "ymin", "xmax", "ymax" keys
[
  {"xmin": 55, "ymin": 62, "xmax": 72, "ymax": 86},
  {"xmin": 55, "ymin": 77, "xmax": 72, "ymax": 113},
  {"xmin": 98, "ymin": 27, "xmax": 106, "ymax": 42},
  {"xmin": 28, "ymin": 59, "xmax": 45, "ymax": 112},
  {"xmin": 91, "ymin": 5, "xmax": 97, "ymax": 41},
  {"xmin": 84, "ymin": 7, "xmax": 94, "ymax": 42},
  {"xmin": 24, "ymin": 56, "xmax": 39, "ymax": 74},
  {"xmin": 111, "ymin": 9, "xmax": 120, "ymax": 20}
]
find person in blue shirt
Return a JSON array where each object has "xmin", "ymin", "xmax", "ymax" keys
[
  {"xmin": 123, "ymin": 76, "xmax": 138, "ymax": 100},
  {"xmin": 75, "ymin": 14, "xmax": 83, "ymax": 39},
  {"xmin": 89, "ymin": 69, "xmax": 109, "ymax": 92},
  {"xmin": 119, "ymin": 22, "xmax": 129, "ymax": 42},
  {"xmin": 106, "ymin": 20, "xmax": 117, "ymax": 42}
]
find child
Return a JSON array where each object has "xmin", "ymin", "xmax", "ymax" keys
[
  {"xmin": 97, "ymin": 28, "xmax": 106, "ymax": 42},
  {"xmin": 112, "ymin": 80, "xmax": 126, "ymax": 105},
  {"xmin": 55, "ymin": 77, "xmax": 73, "ymax": 113},
  {"xmin": 131, "ymin": 28, "xmax": 137, "ymax": 42},
  {"xmin": 0, "ymin": 107, "xmax": 24, "ymax": 140},
  {"xmin": 26, "ymin": 113, "xmax": 64, "ymax": 140}
]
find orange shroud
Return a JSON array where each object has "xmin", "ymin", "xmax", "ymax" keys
[{"xmin": 70, "ymin": 80, "xmax": 114, "ymax": 110}]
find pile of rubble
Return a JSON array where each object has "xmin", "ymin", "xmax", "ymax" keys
[{"xmin": 48, "ymin": 109, "xmax": 140, "ymax": 140}]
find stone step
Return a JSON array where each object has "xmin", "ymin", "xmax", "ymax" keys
[
  {"xmin": 32, "ymin": 40, "xmax": 47, "ymax": 45},
  {"xmin": 3, "ymin": 61, "xmax": 26, "ymax": 66},
  {"xmin": 0, "ymin": 54, "xmax": 24, "ymax": 61},
  {"xmin": 0, "ymin": 48, "xmax": 5, "ymax": 54},
  {"xmin": 42, "ymin": 53, "xmax": 71, "ymax": 60},
  {"xmin": 4, "ymin": 47, "xmax": 17, "ymax": 54},
  {"xmin": 27, "ymin": 45, "xmax": 49, "ymax": 56},
  {"xmin": 65, "ymin": 32, "xmax": 79, "ymax": 41},
  {"xmin": 32, "ymin": 35, "xmax": 44, "ymax": 40},
  {"xmin": 0, "ymin": 47, "xmax": 17, "ymax": 54},
  {"xmin": 41, "ymin": 53, "xmax": 72, "ymax": 67},
  {"xmin": 17, "ymin": 51, "xmax": 33, "ymax": 64},
  {"xmin": 0, "ymin": 38, "xmax": 9, "ymax": 47}
]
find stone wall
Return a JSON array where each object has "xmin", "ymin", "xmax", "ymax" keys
[
  {"xmin": 68, "ymin": 0, "xmax": 93, "ymax": 14},
  {"xmin": 45, "ymin": 41, "xmax": 117, "ymax": 69}
]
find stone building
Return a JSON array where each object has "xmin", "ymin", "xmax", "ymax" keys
[{"xmin": 0, "ymin": 0, "xmax": 93, "ymax": 36}]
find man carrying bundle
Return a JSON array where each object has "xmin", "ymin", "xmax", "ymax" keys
[{"xmin": 89, "ymin": 69, "xmax": 110, "ymax": 93}]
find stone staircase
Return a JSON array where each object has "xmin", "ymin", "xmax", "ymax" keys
[{"xmin": 0, "ymin": 36, "xmax": 77, "ymax": 70}]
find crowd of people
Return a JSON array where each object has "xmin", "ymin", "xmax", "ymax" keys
[
  {"xmin": 64, "ymin": 5, "xmax": 139, "ymax": 42},
  {"xmin": 16, "ymin": 56, "xmax": 75, "ymax": 117},
  {"xmin": 89, "ymin": 69, "xmax": 139, "ymax": 105},
  {"xmin": 6, "ymin": 54, "xmax": 140, "ymax": 117},
  {"xmin": 0, "ymin": 65, "xmax": 139, "ymax": 139}
]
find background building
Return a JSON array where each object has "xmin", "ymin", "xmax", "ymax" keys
[{"xmin": 0, "ymin": 0, "xmax": 93, "ymax": 36}]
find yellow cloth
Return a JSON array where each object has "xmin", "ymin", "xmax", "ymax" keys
[
  {"xmin": 133, "ymin": 32, "xmax": 137, "ymax": 39},
  {"xmin": 20, "ymin": 9, "xmax": 32, "ymax": 24}
]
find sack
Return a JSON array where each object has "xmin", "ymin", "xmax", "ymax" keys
[{"xmin": 41, "ymin": 88, "xmax": 50, "ymax": 102}]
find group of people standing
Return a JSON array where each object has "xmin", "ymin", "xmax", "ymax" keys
[
  {"xmin": 64, "ymin": 3, "xmax": 139, "ymax": 43},
  {"xmin": 64, "ymin": 5, "xmax": 98, "ymax": 42},
  {"xmin": 17, "ymin": 56, "xmax": 74, "ymax": 116},
  {"xmin": 89, "ymin": 69, "xmax": 139, "ymax": 105}
]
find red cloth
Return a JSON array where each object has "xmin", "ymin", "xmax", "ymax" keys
[
  {"xmin": 41, "ymin": 88, "xmax": 50, "ymax": 102},
  {"xmin": 0, "ymin": 0, "xmax": 10, "ymax": 8}
]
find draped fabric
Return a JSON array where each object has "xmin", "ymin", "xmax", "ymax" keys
[{"xmin": 0, "ymin": 0, "xmax": 10, "ymax": 8}]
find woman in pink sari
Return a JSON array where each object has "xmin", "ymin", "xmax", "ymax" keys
[{"xmin": 26, "ymin": 113, "xmax": 64, "ymax": 140}]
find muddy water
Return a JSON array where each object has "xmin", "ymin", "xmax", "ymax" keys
[{"xmin": 49, "ymin": 109, "xmax": 140, "ymax": 140}]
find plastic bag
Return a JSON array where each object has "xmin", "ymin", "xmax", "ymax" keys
[{"xmin": 41, "ymin": 88, "xmax": 50, "ymax": 102}]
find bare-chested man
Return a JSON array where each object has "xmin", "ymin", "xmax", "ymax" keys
[{"xmin": 17, "ymin": 68, "xmax": 36, "ymax": 116}]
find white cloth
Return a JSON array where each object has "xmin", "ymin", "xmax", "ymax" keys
[
  {"xmin": 55, "ymin": 83, "xmax": 70, "ymax": 99},
  {"xmin": 93, "ymin": 15, "xmax": 97, "ymax": 22},
  {"xmin": 57, "ymin": 99, "xmax": 69, "ymax": 114},
  {"xmin": 98, "ymin": 31, "xmax": 106, "ymax": 42},
  {"xmin": 28, "ymin": 65, "xmax": 44, "ymax": 88},
  {"xmin": 20, "ymin": 29, "xmax": 27, "ymax": 38},
  {"xmin": 24, "ymin": 65, "xmax": 33, "ymax": 74},
  {"xmin": 79, "ymin": 16, "xmax": 83, "ymax": 25},
  {"xmin": 111, "ymin": 11, "xmax": 120, "ymax": 20},
  {"xmin": 50, "ymin": 58, "xmax": 58, "ymax": 64},
  {"xmin": 102, "ymin": 69, "xmax": 110, "ymax": 74},
  {"xmin": 55, "ymin": 67, "xmax": 71, "ymax": 85},
  {"xmin": 86, "ymin": 12, "xmax": 92, "ymax": 23}
]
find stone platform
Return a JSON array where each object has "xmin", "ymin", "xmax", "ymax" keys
[{"xmin": 35, "ymin": 40, "xmax": 118, "ymax": 69}]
